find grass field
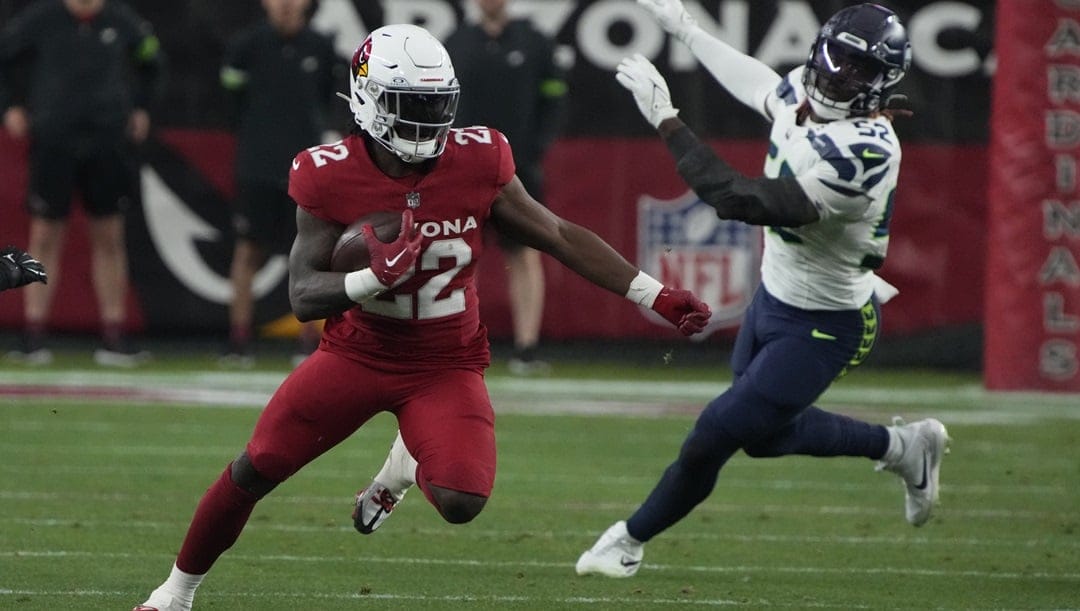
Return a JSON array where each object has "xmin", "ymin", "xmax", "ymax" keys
[{"xmin": 1, "ymin": 352, "xmax": 1078, "ymax": 610}]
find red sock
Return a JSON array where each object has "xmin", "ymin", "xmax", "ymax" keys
[{"xmin": 175, "ymin": 465, "xmax": 259, "ymax": 575}]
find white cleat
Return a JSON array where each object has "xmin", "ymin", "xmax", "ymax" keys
[
  {"xmin": 877, "ymin": 417, "xmax": 950, "ymax": 527},
  {"xmin": 576, "ymin": 520, "xmax": 644, "ymax": 578},
  {"xmin": 353, "ymin": 482, "xmax": 403, "ymax": 534},
  {"xmin": 132, "ymin": 586, "xmax": 192, "ymax": 611},
  {"xmin": 352, "ymin": 431, "xmax": 417, "ymax": 534},
  {"xmin": 94, "ymin": 346, "xmax": 152, "ymax": 368}
]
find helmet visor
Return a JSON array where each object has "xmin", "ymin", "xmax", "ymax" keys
[
  {"xmin": 384, "ymin": 89, "xmax": 459, "ymax": 141},
  {"xmin": 809, "ymin": 40, "xmax": 881, "ymax": 103}
]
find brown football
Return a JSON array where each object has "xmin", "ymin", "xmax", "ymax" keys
[{"xmin": 330, "ymin": 211, "xmax": 403, "ymax": 272}]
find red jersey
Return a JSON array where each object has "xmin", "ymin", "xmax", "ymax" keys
[{"xmin": 288, "ymin": 127, "xmax": 516, "ymax": 371}]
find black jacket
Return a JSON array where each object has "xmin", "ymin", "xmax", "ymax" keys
[
  {"xmin": 444, "ymin": 19, "xmax": 566, "ymax": 168},
  {"xmin": 0, "ymin": 0, "xmax": 164, "ymax": 139},
  {"xmin": 222, "ymin": 20, "xmax": 343, "ymax": 187}
]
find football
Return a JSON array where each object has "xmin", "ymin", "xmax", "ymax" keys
[{"xmin": 330, "ymin": 211, "xmax": 403, "ymax": 272}]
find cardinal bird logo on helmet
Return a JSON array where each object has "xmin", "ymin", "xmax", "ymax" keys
[{"xmin": 353, "ymin": 36, "xmax": 372, "ymax": 78}]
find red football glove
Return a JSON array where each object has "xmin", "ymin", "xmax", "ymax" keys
[
  {"xmin": 363, "ymin": 209, "xmax": 421, "ymax": 287},
  {"xmin": 651, "ymin": 287, "xmax": 712, "ymax": 336}
]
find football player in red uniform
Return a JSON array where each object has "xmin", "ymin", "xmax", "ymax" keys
[{"xmin": 133, "ymin": 23, "xmax": 711, "ymax": 611}]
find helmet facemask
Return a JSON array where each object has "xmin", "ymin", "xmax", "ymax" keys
[
  {"xmin": 804, "ymin": 40, "xmax": 890, "ymax": 118},
  {"xmin": 354, "ymin": 78, "xmax": 459, "ymax": 161}
]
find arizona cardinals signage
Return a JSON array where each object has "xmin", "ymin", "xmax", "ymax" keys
[{"xmin": 985, "ymin": 0, "xmax": 1080, "ymax": 391}]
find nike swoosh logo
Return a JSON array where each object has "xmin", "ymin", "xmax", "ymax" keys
[
  {"xmin": 292, "ymin": 159, "xmax": 301, "ymax": 170},
  {"xmin": 810, "ymin": 328, "xmax": 837, "ymax": 341},
  {"xmin": 384, "ymin": 249, "xmax": 408, "ymax": 267},
  {"xmin": 620, "ymin": 556, "xmax": 640, "ymax": 567},
  {"xmin": 862, "ymin": 150, "xmax": 886, "ymax": 159},
  {"xmin": 914, "ymin": 450, "xmax": 930, "ymax": 490},
  {"xmin": 2, "ymin": 254, "xmax": 14, "ymax": 263}
]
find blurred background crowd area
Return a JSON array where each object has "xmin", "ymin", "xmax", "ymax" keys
[{"xmin": 0, "ymin": 1, "xmax": 1017, "ymax": 376}]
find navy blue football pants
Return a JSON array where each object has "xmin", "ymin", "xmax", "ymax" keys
[{"xmin": 627, "ymin": 285, "xmax": 890, "ymax": 542}]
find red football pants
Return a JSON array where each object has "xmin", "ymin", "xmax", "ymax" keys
[{"xmin": 246, "ymin": 348, "xmax": 496, "ymax": 497}]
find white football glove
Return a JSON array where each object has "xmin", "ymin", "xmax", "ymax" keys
[
  {"xmin": 616, "ymin": 54, "xmax": 679, "ymax": 129},
  {"xmin": 638, "ymin": 0, "xmax": 698, "ymax": 43}
]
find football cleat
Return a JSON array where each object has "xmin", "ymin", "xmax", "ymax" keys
[
  {"xmin": 507, "ymin": 356, "xmax": 552, "ymax": 377},
  {"xmin": 6, "ymin": 332, "xmax": 52, "ymax": 366},
  {"xmin": 877, "ymin": 417, "xmax": 950, "ymax": 526},
  {"xmin": 352, "ymin": 431, "xmax": 417, "ymax": 534},
  {"xmin": 5, "ymin": 346, "xmax": 53, "ymax": 366},
  {"xmin": 94, "ymin": 340, "xmax": 151, "ymax": 368},
  {"xmin": 132, "ymin": 587, "xmax": 191, "ymax": 611},
  {"xmin": 352, "ymin": 482, "xmax": 402, "ymax": 534},
  {"xmin": 575, "ymin": 520, "xmax": 644, "ymax": 578},
  {"xmin": 218, "ymin": 341, "xmax": 255, "ymax": 369}
]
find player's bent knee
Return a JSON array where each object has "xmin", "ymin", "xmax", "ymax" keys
[
  {"xmin": 429, "ymin": 485, "xmax": 487, "ymax": 524},
  {"xmin": 677, "ymin": 428, "xmax": 725, "ymax": 471},
  {"xmin": 231, "ymin": 451, "xmax": 281, "ymax": 499}
]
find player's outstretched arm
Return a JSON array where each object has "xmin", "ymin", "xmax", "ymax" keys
[
  {"xmin": 617, "ymin": 56, "xmax": 818, "ymax": 228},
  {"xmin": 637, "ymin": 0, "xmax": 780, "ymax": 119},
  {"xmin": 490, "ymin": 177, "xmax": 711, "ymax": 336}
]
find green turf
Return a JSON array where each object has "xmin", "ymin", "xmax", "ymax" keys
[{"xmin": 1, "ymin": 359, "xmax": 1077, "ymax": 609}]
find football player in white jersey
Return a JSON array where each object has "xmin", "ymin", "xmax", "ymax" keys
[{"xmin": 577, "ymin": 1, "xmax": 951, "ymax": 578}]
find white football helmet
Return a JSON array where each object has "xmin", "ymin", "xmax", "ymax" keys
[{"xmin": 348, "ymin": 24, "xmax": 459, "ymax": 162}]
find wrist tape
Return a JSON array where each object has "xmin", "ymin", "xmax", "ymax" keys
[
  {"xmin": 624, "ymin": 271, "xmax": 663, "ymax": 308},
  {"xmin": 344, "ymin": 268, "xmax": 387, "ymax": 303}
]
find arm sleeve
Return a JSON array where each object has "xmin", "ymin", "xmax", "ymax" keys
[
  {"xmin": 0, "ymin": 8, "xmax": 39, "ymax": 112},
  {"xmin": 664, "ymin": 123, "xmax": 818, "ymax": 227},
  {"xmin": 121, "ymin": 8, "xmax": 165, "ymax": 110},
  {"xmin": 319, "ymin": 36, "xmax": 346, "ymax": 118},
  {"xmin": 532, "ymin": 33, "xmax": 567, "ymax": 156},
  {"xmin": 681, "ymin": 26, "xmax": 782, "ymax": 121},
  {"xmin": 220, "ymin": 33, "xmax": 250, "ymax": 128}
]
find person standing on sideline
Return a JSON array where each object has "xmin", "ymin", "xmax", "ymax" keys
[
  {"xmin": 576, "ymin": 1, "xmax": 950, "ymax": 578},
  {"xmin": 133, "ymin": 24, "xmax": 709, "ymax": 610},
  {"xmin": 0, "ymin": 245, "xmax": 47, "ymax": 292},
  {"xmin": 219, "ymin": 0, "xmax": 343, "ymax": 367},
  {"xmin": 444, "ymin": 0, "xmax": 567, "ymax": 375},
  {"xmin": 0, "ymin": 0, "xmax": 163, "ymax": 367}
]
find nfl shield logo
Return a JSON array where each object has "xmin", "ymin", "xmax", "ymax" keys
[{"xmin": 638, "ymin": 191, "xmax": 761, "ymax": 338}]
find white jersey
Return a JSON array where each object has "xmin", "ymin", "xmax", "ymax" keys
[{"xmin": 759, "ymin": 67, "xmax": 901, "ymax": 310}]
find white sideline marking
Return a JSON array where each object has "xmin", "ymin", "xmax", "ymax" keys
[
  {"xmin": 3, "ymin": 550, "xmax": 1078, "ymax": 581},
  {"xmin": 1, "ymin": 369, "xmax": 1078, "ymax": 423},
  {"xmin": 0, "ymin": 588, "xmax": 857, "ymax": 608},
  {"xmin": 6, "ymin": 517, "xmax": 1079, "ymax": 550},
  {"xmin": 0, "ymin": 462, "xmax": 1071, "ymax": 498},
  {"xmin": 0, "ymin": 489, "xmax": 1074, "ymax": 521}
]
